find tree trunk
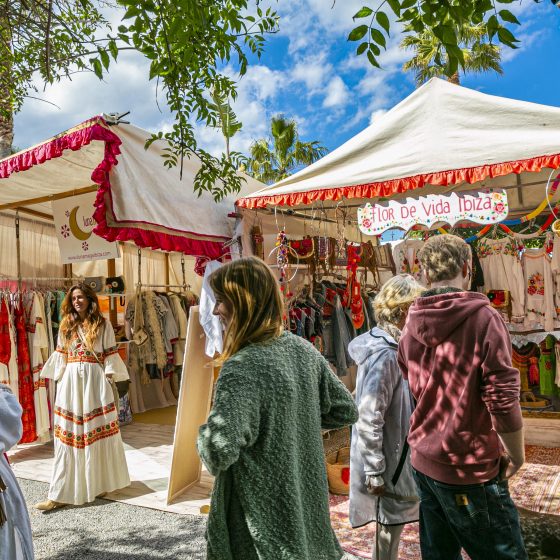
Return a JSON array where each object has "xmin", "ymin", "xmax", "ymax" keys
[
  {"xmin": 0, "ymin": 112, "xmax": 14, "ymax": 159},
  {"xmin": 225, "ymin": 135, "xmax": 230, "ymax": 162},
  {"xmin": 0, "ymin": 12, "xmax": 14, "ymax": 159},
  {"xmin": 448, "ymin": 72, "xmax": 460, "ymax": 85}
]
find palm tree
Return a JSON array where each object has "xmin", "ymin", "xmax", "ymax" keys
[
  {"xmin": 247, "ymin": 115, "xmax": 328, "ymax": 184},
  {"xmin": 401, "ymin": 22, "xmax": 503, "ymax": 86},
  {"xmin": 209, "ymin": 89, "xmax": 242, "ymax": 161}
]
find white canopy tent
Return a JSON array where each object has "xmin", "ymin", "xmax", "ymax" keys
[
  {"xmin": 1, "ymin": 115, "xmax": 264, "ymax": 260},
  {"xmin": 237, "ymin": 78, "xmax": 560, "ymax": 214}
]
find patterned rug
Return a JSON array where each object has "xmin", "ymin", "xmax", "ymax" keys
[{"xmin": 330, "ymin": 445, "xmax": 560, "ymax": 559}]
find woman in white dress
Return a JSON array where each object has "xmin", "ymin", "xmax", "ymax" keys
[{"xmin": 35, "ymin": 284, "xmax": 130, "ymax": 511}]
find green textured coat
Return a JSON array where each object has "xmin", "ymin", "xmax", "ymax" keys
[{"xmin": 197, "ymin": 332, "xmax": 358, "ymax": 560}]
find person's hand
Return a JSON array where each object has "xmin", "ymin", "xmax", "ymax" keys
[
  {"xmin": 498, "ymin": 454, "xmax": 523, "ymax": 480},
  {"xmin": 366, "ymin": 475, "xmax": 385, "ymax": 495}
]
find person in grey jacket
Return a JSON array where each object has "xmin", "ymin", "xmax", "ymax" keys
[
  {"xmin": 1, "ymin": 385, "xmax": 34, "ymax": 560},
  {"xmin": 349, "ymin": 274, "xmax": 422, "ymax": 560}
]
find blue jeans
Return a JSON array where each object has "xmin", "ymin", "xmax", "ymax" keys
[{"xmin": 413, "ymin": 469, "xmax": 528, "ymax": 560}]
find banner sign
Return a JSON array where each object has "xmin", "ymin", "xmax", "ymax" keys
[
  {"xmin": 52, "ymin": 192, "xmax": 120, "ymax": 263},
  {"xmin": 358, "ymin": 189, "xmax": 508, "ymax": 236}
]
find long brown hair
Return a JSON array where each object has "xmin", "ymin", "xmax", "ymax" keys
[
  {"xmin": 209, "ymin": 257, "xmax": 284, "ymax": 363},
  {"xmin": 59, "ymin": 283, "xmax": 105, "ymax": 349}
]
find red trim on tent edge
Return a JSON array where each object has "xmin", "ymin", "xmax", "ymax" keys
[
  {"xmin": 0, "ymin": 116, "xmax": 227, "ymax": 260},
  {"xmin": 236, "ymin": 153, "xmax": 560, "ymax": 209}
]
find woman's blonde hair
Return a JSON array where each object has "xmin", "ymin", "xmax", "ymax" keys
[
  {"xmin": 59, "ymin": 284, "xmax": 105, "ymax": 350},
  {"xmin": 209, "ymin": 257, "xmax": 284, "ymax": 363},
  {"xmin": 374, "ymin": 274, "xmax": 423, "ymax": 338}
]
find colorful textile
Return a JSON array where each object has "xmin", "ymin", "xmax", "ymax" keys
[{"xmin": 15, "ymin": 304, "xmax": 36, "ymax": 444}]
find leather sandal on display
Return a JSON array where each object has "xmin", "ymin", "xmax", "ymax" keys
[{"xmin": 34, "ymin": 499, "xmax": 67, "ymax": 512}]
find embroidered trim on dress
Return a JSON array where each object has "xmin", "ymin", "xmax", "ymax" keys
[
  {"xmin": 55, "ymin": 403, "xmax": 116, "ymax": 425},
  {"xmin": 54, "ymin": 421, "xmax": 120, "ymax": 449}
]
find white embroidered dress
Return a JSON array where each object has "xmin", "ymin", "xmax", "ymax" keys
[{"xmin": 41, "ymin": 319, "xmax": 130, "ymax": 505}]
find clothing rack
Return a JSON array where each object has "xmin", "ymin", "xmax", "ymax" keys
[{"xmin": 136, "ymin": 248, "xmax": 191, "ymax": 291}]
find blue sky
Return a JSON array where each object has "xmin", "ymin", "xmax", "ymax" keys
[{"xmin": 13, "ymin": 0, "xmax": 560, "ymax": 159}]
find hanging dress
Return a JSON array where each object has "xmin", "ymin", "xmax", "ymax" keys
[
  {"xmin": 524, "ymin": 247, "xmax": 556, "ymax": 332},
  {"xmin": 14, "ymin": 303, "xmax": 36, "ymax": 444},
  {"xmin": 6, "ymin": 297, "xmax": 19, "ymax": 399},
  {"xmin": 477, "ymin": 237, "xmax": 525, "ymax": 323},
  {"xmin": 392, "ymin": 239, "xmax": 424, "ymax": 282},
  {"xmin": 25, "ymin": 292, "xmax": 50, "ymax": 441},
  {"xmin": 0, "ymin": 298, "xmax": 10, "ymax": 388},
  {"xmin": 40, "ymin": 318, "xmax": 130, "ymax": 505}
]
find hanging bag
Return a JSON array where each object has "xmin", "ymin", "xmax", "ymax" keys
[{"xmin": 132, "ymin": 285, "xmax": 149, "ymax": 346}]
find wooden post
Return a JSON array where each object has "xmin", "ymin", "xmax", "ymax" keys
[
  {"xmin": 15, "ymin": 211, "xmax": 21, "ymax": 291},
  {"xmin": 165, "ymin": 253, "xmax": 170, "ymax": 288},
  {"xmin": 107, "ymin": 258, "xmax": 118, "ymax": 327}
]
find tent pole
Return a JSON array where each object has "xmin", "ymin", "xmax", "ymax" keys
[
  {"xmin": 15, "ymin": 211, "xmax": 21, "ymax": 291},
  {"xmin": 0, "ymin": 185, "xmax": 98, "ymax": 212}
]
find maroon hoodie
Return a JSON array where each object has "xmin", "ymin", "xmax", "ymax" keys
[{"xmin": 398, "ymin": 290, "xmax": 523, "ymax": 485}]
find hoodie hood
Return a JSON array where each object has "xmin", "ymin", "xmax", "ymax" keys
[
  {"xmin": 348, "ymin": 327, "xmax": 397, "ymax": 365},
  {"xmin": 404, "ymin": 291, "xmax": 490, "ymax": 348}
]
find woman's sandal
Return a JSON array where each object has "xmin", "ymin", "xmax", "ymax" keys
[{"xmin": 35, "ymin": 499, "xmax": 67, "ymax": 512}]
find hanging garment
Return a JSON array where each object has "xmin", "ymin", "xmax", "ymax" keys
[
  {"xmin": 25, "ymin": 292, "xmax": 50, "ymax": 441},
  {"xmin": 512, "ymin": 344, "xmax": 539, "ymax": 393},
  {"xmin": 0, "ymin": 298, "xmax": 10, "ymax": 388},
  {"xmin": 40, "ymin": 319, "xmax": 130, "ymax": 505},
  {"xmin": 550, "ymin": 236, "xmax": 560, "ymax": 316},
  {"xmin": 14, "ymin": 303, "xmax": 36, "ymax": 444},
  {"xmin": 524, "ymin": 248, "xmax": 556, "ymax": 332},
  {"xmin": 200, "ymin": 261, "xmax": 224, "ymax": 358},
  {"xmin": 6, "ymin": 298, "xmax": 19, "ymax": 399},
  {"xmin": 477, "ymin": 237, "xmax": 525, "ymax": 323},
  {"xmin": 392, "ymin": 239, "xmax": 424, "ymax": 282},
  {"xmin": 555, "ymin": 341, "xmax": 560, "ymax": 389},
  {"xmin": 169, "ymin": 294, "xmax": 188, "ymax": 367},
  {"xmin": 539, "ymin": 336, "xmax": 559, "ymax": 397}
]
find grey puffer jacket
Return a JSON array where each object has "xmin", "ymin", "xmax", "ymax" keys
[{"xmin": 348, "ymin": 327, "xmax": 419, "ymax": 528}]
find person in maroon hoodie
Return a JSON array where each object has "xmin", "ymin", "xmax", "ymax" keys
[{"xmin": 398, "ymin": 234, "xmax": 527, "ymax": 560}]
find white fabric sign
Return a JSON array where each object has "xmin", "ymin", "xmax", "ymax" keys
[
  {"xmin": 52, "ymin": 192, "xmax": 120, "ymax": 263},
  {"xmin": 358, "ymin": 189, "xmax": 508, "ymax": 235}
]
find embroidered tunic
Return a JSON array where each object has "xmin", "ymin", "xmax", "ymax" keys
[
  {"xmin": 392, "ymin": 239, "xmax": 424, "ymax": 282},
  {"xmin": 41, "ymin": 319, "xmax": 130, "ymax": 505},
  {"xmin": 524, "ymin": 247, "xmax": 556, "ymax": 332},
  {"xmin": 477, "ymin": 238, "xmax": 525, "ymax": 323}
]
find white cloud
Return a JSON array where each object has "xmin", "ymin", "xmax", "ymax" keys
[
  {"xmin": 323, "ymin": 76, "xmax": 349, "ymax": 108},
  {"xmin": 501, "ymin": 30, "xmax": 542, "ymax": 63},
  {"xmin": 292, "ymin": 55, "xmax": 333, "ymax": 91},
  {"xmin": 369, "ymin": 109, "xmax": 387, "ymax": 125}
]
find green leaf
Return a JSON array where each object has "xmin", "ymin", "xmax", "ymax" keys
[
  {"xmin": 376, "ymin": 11, "xmax": 390, "ymax": 34},
  {"xmin": 90, "ymin": 58, "xmax": 103, "ymax": 79},
  {"xmin": 367, "ymin": 49, "xmax": 381, "ymax": 68},
  {"xmin": 108, "ymin": 40, "xmax": 119, "ymax": 61},
  {"xmin": 348, "ymin": 25, "xmax": 368, "ymax": 41},
  {"xmin": 353, "ymin": 6, "xmax": 373, "ymax": 19},
  {"xmin": 497, "ymin": 26, "xmax": 519, "ymax": 47},
  {"xmin": 99, "ymin": 49, "xmax": 110, "ymax": 70},
  {"xmin": 370, "ymin": 27, "xmax": 386, "ymax": 48},
  {"xmin": 487, "ymin": 14, "xmax": 499, "ymax": 40},
  {"xmin": 386, "ymin": 0, "xmax": 401, "ymax": 17},
  {"xmin": 499, "ymin": 9, "xmax": 520, "ymax": 25},
  {"xmin": 401, "ymin": 0, "xmax": 417, "ymax": 9},
  {"xmin": 356, "ymin": 42, "xmax": 369, "ymax": 55}
]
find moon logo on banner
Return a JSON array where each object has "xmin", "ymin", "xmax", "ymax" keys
[{"xmin": 68, "ymin": 206, "xmax": 92, "ymax": 241}]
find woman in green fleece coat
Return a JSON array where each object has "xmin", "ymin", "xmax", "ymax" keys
[{"xmin": 197, "ymin": 256, "xmax": 358, "ymax": 560}]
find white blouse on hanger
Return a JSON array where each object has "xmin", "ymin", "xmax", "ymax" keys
[
  {"xmin": 392, "ymin": 239, "xmax": 424, "ymax": 282},
  {"xmin": 477, "ymin": 237, "xmax": 525, "ymax": 323},
  {"xmin": 523, "ymin": 247, "xmax": 557, "ymax": 332}
]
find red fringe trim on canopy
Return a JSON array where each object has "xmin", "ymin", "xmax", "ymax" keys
[
  {"xmin": 0, "ymin": 116, "xmax": 227, "ymax": 261},
  {"xmin": 236, "ymin": 153, "xmax": 560, "ymax": 209}
]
